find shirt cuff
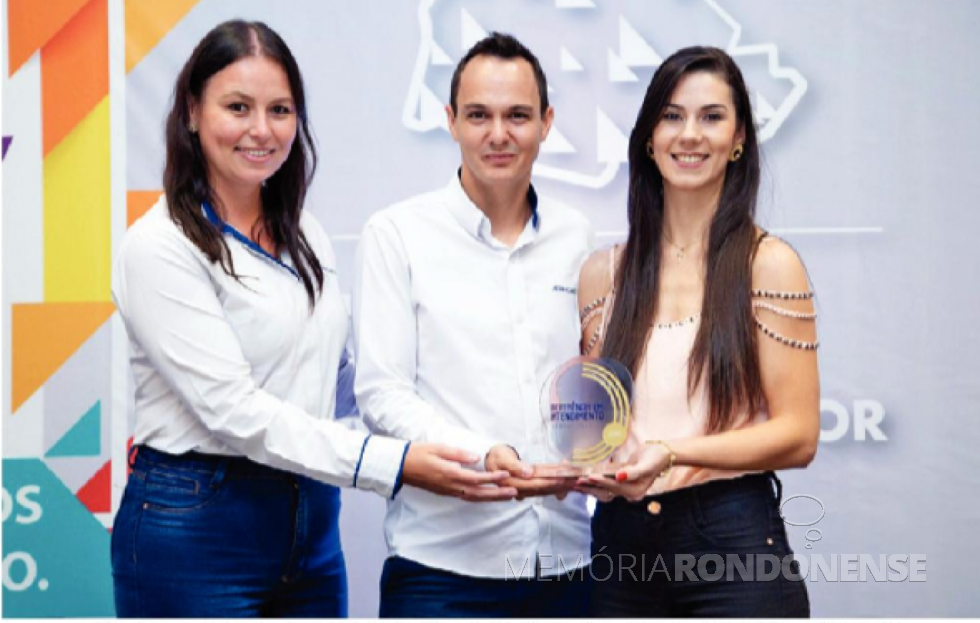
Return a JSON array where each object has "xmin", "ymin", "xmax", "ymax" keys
[
  {"xmin": 353, "ymin": 435, "xmax": 410, "ymax": 498},
  {"xmin": 391, "ymin": 441, "xmax": 412, "ymax": 499}
]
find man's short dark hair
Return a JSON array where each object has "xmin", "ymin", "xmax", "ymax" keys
[{"xmin": 449, "ymin": 32, "xmax": 550, "ymax": 116}]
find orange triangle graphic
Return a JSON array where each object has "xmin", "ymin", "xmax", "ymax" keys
[
  {"xmin": 125, "ymin": 0, "xmax": 200, "ymax": 74},
  {"xmin": 41, "ymin": 0, "xmax": 109, "ymax": 157},
  {"xmin": 12, "ymin": 302, "xmax": 116, "ymax": 413},
  {"xmin": 7, "ymin": 0, "xmax": 91, "ymax": 77},
  {"xmin": 127, "ymin": 190, "xmax": 162, "ymax": 228},
  {"xmin": 77, "ymin": 459, "xmax": 111, "ymax": 514}
]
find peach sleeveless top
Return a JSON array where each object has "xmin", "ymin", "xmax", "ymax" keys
[
  {"xmin": 589, "ymin": 245, "xmax": 774, "ymax": 495},
  {"xmin": 612, "ymin": 318, "xmax": 766, "ymax": 495}
]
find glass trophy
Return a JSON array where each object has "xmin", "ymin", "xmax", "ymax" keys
[{"xmin": 535, "ymin": 356, "xmax": 634, "ymax": 477}]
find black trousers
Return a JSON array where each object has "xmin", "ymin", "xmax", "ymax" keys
[{"xmin": 590, "ymin": 472, "xmax": 810, "ymax": 618}]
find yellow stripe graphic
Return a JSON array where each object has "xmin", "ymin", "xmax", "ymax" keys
[{"xmin": 43, "ymin": 96, "xmax": 111, "ymax": 301}]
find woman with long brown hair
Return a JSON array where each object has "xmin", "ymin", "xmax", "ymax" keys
[
  {"xmin": 576, "ymin": 46, "xmax": 818, "ymax": 617},
  {"xmin": 110, "ymin": 20, "xmax": 513, "ymax": 617}
]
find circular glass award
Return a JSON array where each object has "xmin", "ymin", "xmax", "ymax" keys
[{"xmin": 536, "ymin": 356, "xmax": 634, "ymax": 477}]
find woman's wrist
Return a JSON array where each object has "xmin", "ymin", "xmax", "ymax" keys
[{"xmin": 644, "ymin": 439, "xmax": 676, "ymax": 478}]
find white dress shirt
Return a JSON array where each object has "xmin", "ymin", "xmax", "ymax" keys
[
  {"xmin": 353, "ymin": 175, "xmax": 594, "ymax": 578},
  {"xmin": 113, "ymin": 196, "xmax": 407, "ymax": 498}
]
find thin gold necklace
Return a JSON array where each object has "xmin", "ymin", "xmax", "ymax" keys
[{"xmin": 663, "ymin": 233, "xmax": 703, "ymax": 261}]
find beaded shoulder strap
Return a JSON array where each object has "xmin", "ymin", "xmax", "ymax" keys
[
  {"xmin": 751, "ymin": 291, "xmax": 818, "ymax": 349},
  {"xmin": 581, "ymin": 300, "xmax": 606, "ymax": 356},
  {"xmin": 579, "ymin": 246, "xmax": 617, "ymax": 356},
  {"xmin": 750, "ymin": 237, "xmax": 818, "ymax": 350},
  {"xmin": 752, "ymin": 313, "xmax": 819, "ymax": 350},
  {"xmin": 579, "ymin": 295, "xmax": 607, "ymax": 328}
]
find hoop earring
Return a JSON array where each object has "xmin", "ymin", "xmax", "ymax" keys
[
  {"xmin": 729, "ymin": 144, "xmax": 743, "ymax": 162},
  {"xmin": 646, "ymin": 139, "xmax": 655, "ymax": 161}
]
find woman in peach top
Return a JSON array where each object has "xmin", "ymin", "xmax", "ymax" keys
[{"xmin": 577, "ymin": 46, "xmax": 818, "ymax": 617}]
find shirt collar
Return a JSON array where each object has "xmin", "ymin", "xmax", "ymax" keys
[
  {"xmin": 201, "ymin": 201, "xmax": 299, "ymax": 280},
  {"xmin": 446, "ymin": 169, "xmax": 540, "ymax": 245}
]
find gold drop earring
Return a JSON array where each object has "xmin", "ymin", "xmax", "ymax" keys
[{"xmin": 729, "ymin": 144, "xmax": 743, "ymax": 162}]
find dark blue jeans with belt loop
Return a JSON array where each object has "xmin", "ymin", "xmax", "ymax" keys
[
  {"xmin": 111, "ymin": 445, "xmax": 347, "ymax": 617},
  {"xmin": 589, "ymin": 471, "xmax": 810, "ymax": 618}
]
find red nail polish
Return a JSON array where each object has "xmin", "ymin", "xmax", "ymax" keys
[{"xmin": 616, "ymin": 472, "xmax": 628, "ymax": 483}]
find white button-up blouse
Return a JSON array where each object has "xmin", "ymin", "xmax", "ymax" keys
[{"xmin": 113, "ymin": 196, "xmax": 406, "ymax": 498}]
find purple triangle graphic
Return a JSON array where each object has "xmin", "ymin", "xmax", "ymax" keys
[{"xmin": 2, "ymin": 136, "xmax": 12, "ymax": 160}]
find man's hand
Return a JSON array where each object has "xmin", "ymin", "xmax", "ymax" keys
[
  {"xmin": 401, "ymin": 443, "xmax": 517, "ymax": 502},
  {"xmin": 485, "ymin": 444, "xmax": 577, "ymax": 501}
]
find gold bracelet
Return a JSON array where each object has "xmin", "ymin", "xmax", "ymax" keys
[{"xmin": 645, "ymin": 440, "xmax": 676, "ymax": 478}]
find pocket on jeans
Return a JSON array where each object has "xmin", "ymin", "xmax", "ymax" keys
[
  {"xmin": 692, "ymin": 489, "xmax": 772, "ymax": 549},
  {"xmin": 141, "ymin": 468, "xmax": 222, "ymax": 513}
]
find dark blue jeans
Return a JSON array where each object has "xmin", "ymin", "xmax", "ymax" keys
[
  {"xmin": 379, "ymin": 555, "xmax": 590, "ymax": 618},
  {"xmin": 590, "ymin": 472, "xmax": 810, "ymax": 618},
  {"xmin": 111, "ymin": 445, "xmax": 347, "ymax": 617}
]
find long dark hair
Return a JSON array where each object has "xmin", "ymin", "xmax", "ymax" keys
[
  {"xmin": 602, "ymin": 46, "xmax": 763, "ymax": 433},
  {"xmin": 163, "ymin": 20, "xmax": 322, "ymax": 307}
]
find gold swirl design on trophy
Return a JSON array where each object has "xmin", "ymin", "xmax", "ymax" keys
[{"xmin": 570, "ymin": 361, "xmax": 631, "ymax": 464}]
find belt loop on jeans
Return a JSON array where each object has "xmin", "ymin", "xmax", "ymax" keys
[
  {"xmin": 210, "ymin": 458, "xmax": 230, "ymax": 489},
  {"xmin": 767, "ymin": 471, "xmax": 783, "ymax": 504}
]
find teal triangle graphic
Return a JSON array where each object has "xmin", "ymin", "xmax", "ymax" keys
[
  {"xmin": 2, "ymin": 459, "xmax": 114, "ymax": 616},
  {"xmin": 46, "ymin": 401, "xmax": 101, "ymax": 458}
]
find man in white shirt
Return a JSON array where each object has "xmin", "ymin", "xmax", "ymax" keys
[{"xmin": 353, "ymin": 33, "xmax": 593, "ymax": 617}]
